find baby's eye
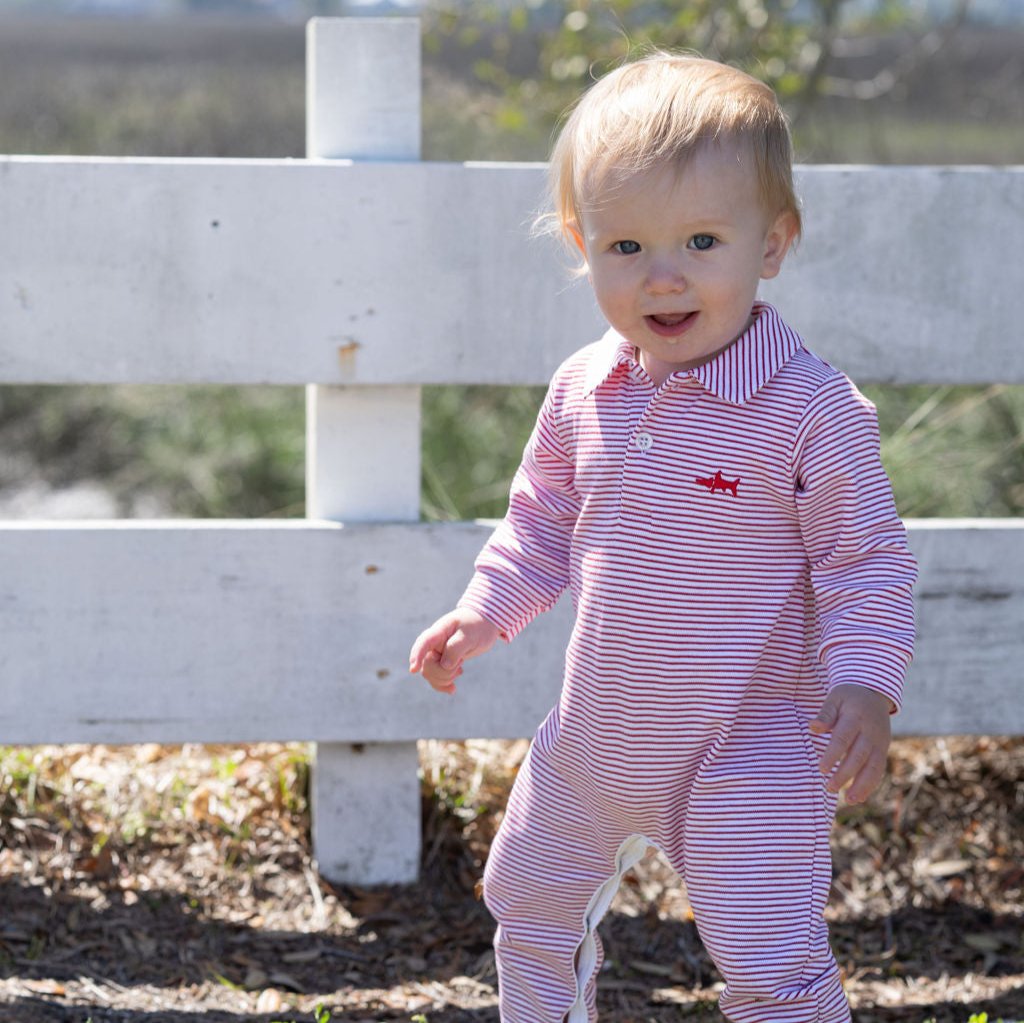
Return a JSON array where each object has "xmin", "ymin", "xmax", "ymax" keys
[
  {"xmin": 690, "ymin": 234, "xmax": 716, "ymax": 251},
  {"xmin": 613, "ymin": 240, "xmax": 641, "ymax": 255}
]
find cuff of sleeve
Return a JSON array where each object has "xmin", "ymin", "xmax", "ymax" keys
[
  {"xmin": 822, "ymin": 642, "xmax": 911, "ymax": 714},
  {"xmin": 459, "ymin": 570, "xmax": 535, "ymax": 642}
]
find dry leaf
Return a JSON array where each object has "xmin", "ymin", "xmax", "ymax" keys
[
  {"xmin": 256, "ymin": 988, "xmax": 283, "ymax": 1013},
  {"xmin": 281, "ymin": 947, "xmax": 321, "ymax": 964},
  {"xmin": 629, "ymin": 960, "xmax": 682, "ymax": 979},
  {"xmin": 918, "ymin": 858, "xmax": 970, "ymax": 877},
  {"xmin": 23, "ymin": 980, "xmax": 66, "ymax": 996}
]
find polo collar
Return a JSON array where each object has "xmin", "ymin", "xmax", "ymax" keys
[{"xmin": 582, "ymin": 302, "xmax": 803, "ymax": 404}]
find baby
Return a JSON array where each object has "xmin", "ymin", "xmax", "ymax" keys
[{"xmin": 410, "ymin": 52, "xmax": 917, "ymax": 1023}]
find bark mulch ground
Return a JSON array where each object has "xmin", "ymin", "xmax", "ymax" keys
[{"xmin": 0, "ymin": 737, "xmax": 1021, "ymax": 1023}]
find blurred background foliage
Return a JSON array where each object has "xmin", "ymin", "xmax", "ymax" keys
[{"xmin": 0, "ymin": 1, "xmax": 1021, "ymax": 521}]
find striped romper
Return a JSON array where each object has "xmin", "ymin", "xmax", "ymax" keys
[{"xmin": 459, "ymin": 303, "xmax": 917, "ymax": 1023}]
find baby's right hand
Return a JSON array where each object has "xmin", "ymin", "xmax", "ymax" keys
[{"xmin": 409, "ymin": 608, "xmax": 501, "ymax": 695}]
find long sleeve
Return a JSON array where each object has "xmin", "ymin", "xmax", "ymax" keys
[
  {"xmin": 792, "ymin": 373, "xmax": 918, "ymax": 711},
  {"xmin": 458, "ymin": 381, "xmax": 582, "ymax": 641}
]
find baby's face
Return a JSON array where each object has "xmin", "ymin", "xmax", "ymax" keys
[{"xmin": 579, "ymin": 143, "xmax": 796, "ymax": 386}]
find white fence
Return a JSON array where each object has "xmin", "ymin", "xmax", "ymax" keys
[{"xmin": 1, "ymin": 18, "xmax": 1023, "ymax": 885}]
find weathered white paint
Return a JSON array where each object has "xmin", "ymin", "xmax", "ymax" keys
[
  {"xmin": 304, "ymin": 18, "xmax": 423, "ymax": 885},
  {"xmin": 2, "ymin": 159, "xmax": 1022, "ymax": 386},
  {"xmin": 312, "ymin": 740, "xmax": 421, "ymax": 886},
  {"xmin": 0, "ymin": 520, "xmax": 563, "ymax": 744},
  {"xmin": 898, "ymin": 520, "xmax": 1024, "ymax": 736},
  {"xmin": 306, "ymin": 384, "xmax": 421, "ymax": 523},
  {"xmin": 306, "ymin": 17, "xmax": 421, "ymax": 162},
  {"xmin": 0, "ymin": 520, "xmax": 1019, "ymax": 743},
  {"xmin": 761, "ymin": 166, "xmax": 1024, "ymax": 385}
]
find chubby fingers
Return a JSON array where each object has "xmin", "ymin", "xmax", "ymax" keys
[
  {"xmin": 420, "ymin": 649, "xmax": 462, "ymax": 694},
  {"xmin": 819, "ymin": 730, "xmax": 885, "ymax": 803},
  {"xmin": 409, "ymin": 620, "xmax": 470, "ymax": 673},
  {"xmin": 410, "ymin": 610, "xmax": 501, "ymax": 699},
  {"xmin": 408, "ymin": 619, "xmax": 453, "ymax": 676},
  {"xmin": 438, "ymin": 624, "xmax": 489, "ymax": 671},
  {"xmin": 813, "ymin": 685, "xmax": 892, "ymax": 804},
  {"xmin": 843, "ymin": 753, "xmax": 887, "ymax": 804},
  {"xmin": 420, "ymin": 625, "xmax": 487, "ymax": 694},
  {"xmin": 410, "ymin": 612, "xmax": 500, "ymax": 695}
]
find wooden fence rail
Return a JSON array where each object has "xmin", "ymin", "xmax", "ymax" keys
[{"xmin": 1, "ymin": 18, "xmax": 1022, "ymax": 883}]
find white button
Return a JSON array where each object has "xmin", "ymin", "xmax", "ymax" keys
[{"xmin": 635, "ymin": 431, "xmax": 654, "ymax": 452}]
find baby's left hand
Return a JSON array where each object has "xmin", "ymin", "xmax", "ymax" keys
[{"xmin": 809, "ymin": 684, "xmax": 894, "ymax": 804}]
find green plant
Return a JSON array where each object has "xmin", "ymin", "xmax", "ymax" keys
[
  {"xmin": 871, "ymin": 384, "xmax": 1024, "ymax": 518},
  {"xmin": 271, "ymin": 1002, "xmax": 331, "ymax": 1023},
  {"xmin": 421, "ymin": 385, "xmax": 545, "ymax": 520},
  {"xmin": 922, "ymin": 1014, "xmax": 1017, "ymax": 1023},
  {"xmin": 422, "ymin": 0, "xmax": 954, "ymax": 163}
]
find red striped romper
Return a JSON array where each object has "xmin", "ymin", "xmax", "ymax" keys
[{"xmin": 459, "ymin": 303, "xmax": 917, "ymax": 1023}]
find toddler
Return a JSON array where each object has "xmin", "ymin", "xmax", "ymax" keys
[{"xmin": 410, "ymin": 52, "xmax": 917, "ymax": 1023}]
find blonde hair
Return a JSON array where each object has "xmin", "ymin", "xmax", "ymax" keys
[{"xmin": 549, "ymin": 52, "xmax": 802, "ymax": 248}]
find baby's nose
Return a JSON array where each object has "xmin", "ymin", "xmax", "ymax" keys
[{"xmin": 644, "ymin": 257, "xmax": 687, "ymax": 294}]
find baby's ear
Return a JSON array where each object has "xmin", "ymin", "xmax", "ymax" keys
[{"xmin": 760, "ymin": 211, "xmax": 799, "ymax": 280}]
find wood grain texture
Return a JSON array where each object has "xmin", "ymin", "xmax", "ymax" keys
[
  {"xmin": 2, "ymin": 160, "xmax": 1021, "ymax": 385},
  {"xmin": 302, "ymin": 16, "xmax": 425, "ymax": 884},
  {"xmin": 1, "ymin": 520, "xmax": 1018, "ymax": 744}
]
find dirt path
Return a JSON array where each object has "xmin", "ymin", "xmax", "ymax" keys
[{"xmin": 0, "ymin": 738, "xmax": 1021, "ymax": 1022}]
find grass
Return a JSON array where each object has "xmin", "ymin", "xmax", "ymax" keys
[
  {"xmin": 4, "ymin": 378, "xmax": 1020, "ymax": 523},
  {"xmin": 924, "ymin": 1016, "xmax": 1019, "ymax": 1023},
  {"xmin": 871, "ymin": 384, "xmax": 1024, "ymax": 518},
  {"xmin": 421, "ymin": 380, "xmax": 1024, "ymax": 522},
  {"xmin": 421, "ymin": 385, "xmax": 547, "ymax": 520},
  {"xmin": 0, "ymin": 384, "xmax": 306, "ymax": 519},
  {"xmin": 0, "ymin": 741, "xmax": 311, "ymax": 861},
  {"xmin": 270, "ymin": 1003, "xmax": 333, "ymax": 1023},
  {"xmin": 90, "ymin": 1009, "xmax": 338, "ymax": 1023},
  {"xmin": 0, "ymin": 14, "xmax": 305, "ymax": 159},
  {"xmin": 796, "ymin": 110, "xmax": 1024, "ymax": 166}
]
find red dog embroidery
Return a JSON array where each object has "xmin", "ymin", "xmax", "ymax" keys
[{"xmin": 695, "ymin": 470, "xmax": 740, "ymax": 496}]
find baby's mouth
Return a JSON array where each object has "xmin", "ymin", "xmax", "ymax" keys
[{"xmin": 645, "ymin": 311, "xmax": 697, "ymax": 337}]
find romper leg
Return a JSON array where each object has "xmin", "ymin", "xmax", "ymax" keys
[
  {"xmin": 482, "ymin": 713, "xmax": 649, "ymax": 1023},
  {"xmin": 680, "ymin": 701, "xmax": 850, "ymax": 1023}
]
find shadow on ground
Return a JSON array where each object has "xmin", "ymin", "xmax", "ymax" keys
[{"xmin": 2, "ymin": 874, "xmax": 1022, "ymax": 1023}]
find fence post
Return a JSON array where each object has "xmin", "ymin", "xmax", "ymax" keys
[{"xmin": 306, "ymin": 17, "xmax": 423, "ymax": 885}]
